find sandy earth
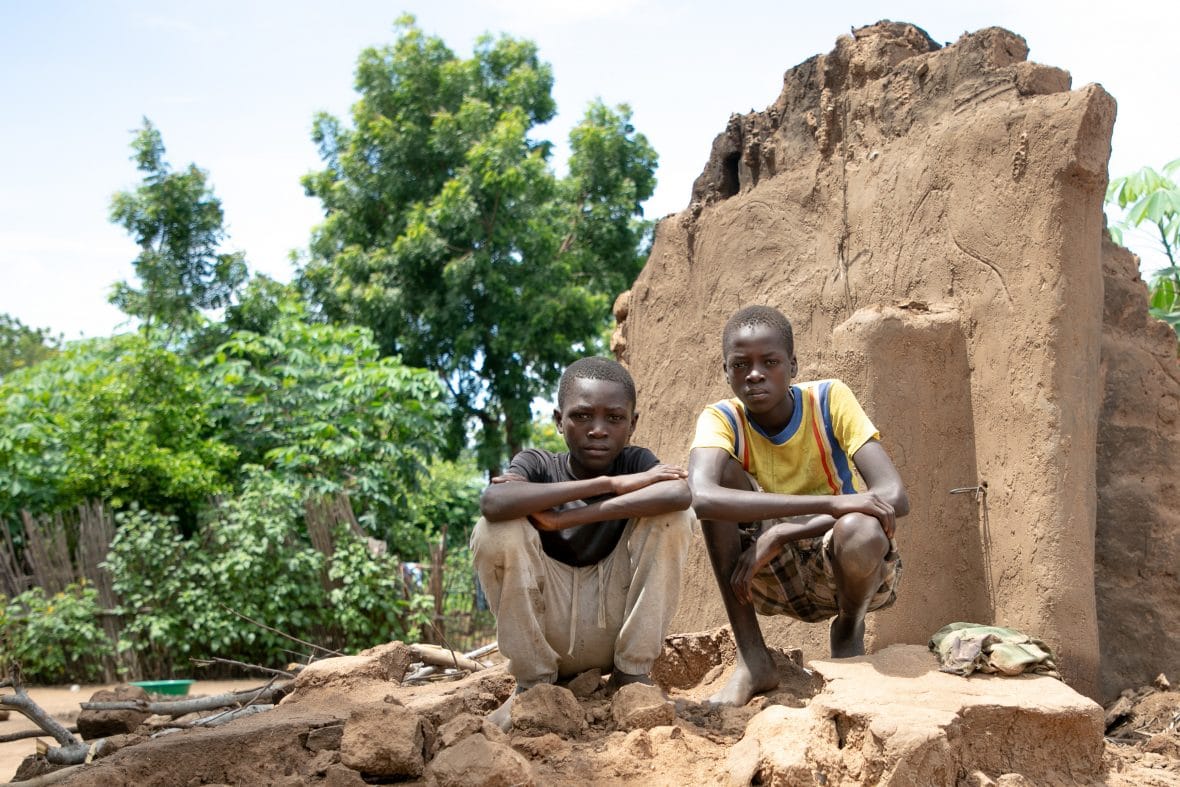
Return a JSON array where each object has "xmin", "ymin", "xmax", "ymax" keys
[
  {"xmin": 6, "ymin": 637, "xmax": 1177, "ymax": 786},
  {"xmin": 0, "ymin": 679, "xmax": 259, "ymax": 783}
]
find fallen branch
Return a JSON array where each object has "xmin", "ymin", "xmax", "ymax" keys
[
  {"xmin": 410, "ymin": 643, "xmax": 485, "ymax": 673},
  {"xmin": 148, "ymin": 703, "xmax": 274, "ymax": 733},
  {"xmin": 0, "ymin": 665, "xmax": 81, "ymax": 750},
  {"xmin": 403, "ymin": 641, "xmax": 499, "ymax": 684},
  {"xmin": 0, "ymin": 726, "xmax": 79, "ymax": 744},
  {"xmin": 81, "ymin": 685, "xmax": 280, "ymax": 717}
]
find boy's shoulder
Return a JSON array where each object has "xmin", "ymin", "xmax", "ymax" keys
[{"xmin": 509, "ymin": 445, "xmax": 658, "ymax": 480}]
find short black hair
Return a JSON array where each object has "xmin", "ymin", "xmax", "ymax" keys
[
  {"xmin": 722, "ymin": 305, "xmax": 794, "ymax": 356},
  {"xmin": 557, "ymin": 357, "xmax": 637, "ymax": 409}
]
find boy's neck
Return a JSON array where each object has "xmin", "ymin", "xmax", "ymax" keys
[{"xmin": 747, "ymin": 388, "xmax": 795, "ymax": 434}]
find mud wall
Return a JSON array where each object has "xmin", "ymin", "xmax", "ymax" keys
[
  {"xmin": 615, "ymin": 22, "xmax": 1125, "ymax": 699},
  {"xmin": 1096, "ymin": 239, "xmax": 1180, "ymax": 699}
]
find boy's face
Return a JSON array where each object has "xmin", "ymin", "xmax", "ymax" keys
[
  {"xmin": 554, "ymin": 377, "xmax": 638, "ymax": 478},
  {"xmin": 723, "ymin": 323, "xmax": 798, "ymax": 429}
]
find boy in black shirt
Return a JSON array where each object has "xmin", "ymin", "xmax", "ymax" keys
[{"xmin": 474, "ymin": 357, "xmax": 693, "ymax": 728}]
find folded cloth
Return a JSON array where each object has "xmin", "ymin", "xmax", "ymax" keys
[{"xmin": 929, "ymin": 622, "xmax": 1061, "ymax": 679}]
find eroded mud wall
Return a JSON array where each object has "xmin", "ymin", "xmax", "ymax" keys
[
  {"xmin": 616, "ymin": 22, "xmax": 1116, "ymax": 698},
  {"xmin": 1096, "ymin": 239, "xmax": 1180, "ymax": 699}
]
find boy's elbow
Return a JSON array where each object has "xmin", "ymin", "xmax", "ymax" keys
[
  {"xmin": 686, "ymin": 484, "xmax": 721, "ymax": 520},
  {"xmin": 893, "ymin": 488, "xmax": 910, "ymax": 518},
  {"xmin": 479, "ymin": 489, "xmax": 504, "ymax": 521},
  {"xmin": 669, "ymin": 480, "xmax": 693, "ymax": 511}
]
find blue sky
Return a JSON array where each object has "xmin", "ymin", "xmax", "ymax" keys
[{"xmin": 3, "ymin": 0, "xmax": 1177, "ymax": 339}]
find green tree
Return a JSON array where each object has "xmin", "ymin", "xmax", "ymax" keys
[
  {"xmin": 203, "ymin": 303, "xmax": 449, "ymax": 539},
  {"xmin": 0, "ymin": 333, "xmax": 235, "ymax": 526},
  {"xmin": 1106, "ymin": 159, "xmax": 1180, "ymax": 337},
  {"xmin": 109, "ymin": 119, "xmax": 248, "ymax": 339},
  {"xmin": 0, "ymin": 313, "xmax": 60, "ymax": 376},
  {"xmin": 299, "ymin": 17, "xmax": 657, "ymax": 475}
]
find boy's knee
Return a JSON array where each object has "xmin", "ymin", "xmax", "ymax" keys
[
  {"xmin": 831, "ymin": 513, "xmax": 889, "ymax": 576},
  {"xmin": 634, "ymin": 509, "xmax": 694, "ymax": 550},
  {"xmin": 471, "ymin": 517, "xmax": 535, "ymax": 566}
]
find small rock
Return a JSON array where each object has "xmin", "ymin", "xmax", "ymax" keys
[
  {"xmin": 305, "ymin": 723, "xmax": 344, "ymax": 752},
  {"xmin": 322, "ymin": 763, "xmax": 367, "ymax": 787},
  {"xmin": 339, "ymin": 702, "xmax": 433, "ymax": 777},
  {"xmin": 77, "ymin": 684, "xmax": 152, "ymax": 740},
  {"xmin": 1143, "ymin": 732, "xmax": 1180, "ymax": 759},
  {"xmin": 623, "ymin": 728, "xmax": 653, "ymax": 758},
  {"xmin": 511, "ymin": 683, "xmax": 586, "ymax": 738},
  {"xmin": 438, "ymin": 712, "xmax": 508, "ymax": 748},
  {"xmin": 995, "ymin": 775, "xmax": 1036, "ymax": 786},
  {"xmin": 429, "ymin": 733, "xmax": 534, "ymax": 786},
  {"xmin": 1104, "ymin": 695, "xmax": 1135, "ymax": 732},
  {"xmin": 1152, "ymin": 673, "xmax": 1171, "ymax": 691},
  {"xmin": 962, "ymin": 772, "xmax": 996, "ymax": 787},
  {"xmin": 512, "ymin": 732, "xmax": 569, "ymax": 762},
  {"xmin": 290, "ymin": 642, "xmax": 413, "ymax": 694},
  {"xmin": 611, "ymin": 683, "xmax": 674, "ymax": 730},
  {"xmin": 566, "ymin": 668, "xmax": 603, "ymax": 698}
]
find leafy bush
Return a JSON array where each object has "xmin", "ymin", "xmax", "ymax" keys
[
  {"xmin": 204, "ymin": 307, "xmax": 448, "ymax": 546},
  {"xmin": 0, "ymin": 582, "xmax": 113, "ymax": 684},
  {"xmin": 0, "ymin": 332, "xmax": 236, "ymax": 527},
  {"xmin": 1107, "ymin": 159, "xmax": 1180, "ymax": 339},
  {"xmin": 105, "ymin": 471, "xmax": 449, "ymax": 675}
]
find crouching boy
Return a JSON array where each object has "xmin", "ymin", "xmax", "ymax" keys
[
  {"xmin": 473, "ymin": 357, "xmax": 693, "ymax": 728},
  {"xmin": 689, "ymin": 305, "xmax": 909, "ymax": 706}
]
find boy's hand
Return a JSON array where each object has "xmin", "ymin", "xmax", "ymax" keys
[
  {"xmin": 829, "ymin": 492, "xmax": 896, "ymax": 538},
  {"xmin": 608, "ymin": 464, "xmax": 687, "ymax": 496},
  {"xmin": 730, "ymin": 528, "xmax": 786, "ymax": 604},
  {"xmin": 527, "ymin": 509, "xmax": 562, "ymax": 532},
  {"xmin": 490, "ymin": 473, "xmax": 527, "ymax": 485}
]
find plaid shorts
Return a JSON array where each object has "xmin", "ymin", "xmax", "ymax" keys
[{"xmin": 743, "ymin": 521, "xmax": 902, "ymax": 623}]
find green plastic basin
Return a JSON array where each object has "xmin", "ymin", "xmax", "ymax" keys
[{"xmin": 130, "ymin": 679, "xmax": 194, "ymax": 696}]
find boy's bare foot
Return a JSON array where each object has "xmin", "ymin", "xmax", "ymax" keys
[
  {"xmin": 487, "ymin": 686, "xmax": 527, "ymax": 731},
  {"xmin": 707, "ymin": 651, "xmax": 779, "ymax": 706},
  {"xmin": 829, "ymin": 614, "xmax": 866, "ymax": 658}
]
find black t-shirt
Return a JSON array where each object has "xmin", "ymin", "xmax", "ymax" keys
[{"xmin": 506, "ymin": 446, "xmax": 659, "ymax": 567}]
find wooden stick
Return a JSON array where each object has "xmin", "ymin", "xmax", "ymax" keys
[
  {"xmin": 0, "ymin": 691, "xmax": 81, "ymax": 749},
  {"xmin": 410, "ymin": 644, "xmax": 484, "ymax": 673},
  {"xmin": 81, "ymin": 685, "xmax": 279, "ymax": 717},
  {"xmin": 0, "ymin": 726, "xmax": 78, "ymax": 744}
]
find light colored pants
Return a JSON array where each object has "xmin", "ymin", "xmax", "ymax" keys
[{"xmin": 471, "ymin": 510, "xmax": 693, "ymax": 687}]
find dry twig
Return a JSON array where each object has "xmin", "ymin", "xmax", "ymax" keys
[
  {"xmin": 190, "ymin": 656, "xmax": 295, "ymax": 679},
  {"xmin": 219, "ymin": 604, "xmax": 344, "ymax": 658}
]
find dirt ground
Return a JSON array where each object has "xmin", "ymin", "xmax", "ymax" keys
[
  {"xmin": 7, "ymin": 636, "xmax": 1179, "ymax": 786},
  {"xmin": 0, "ymin": 679, "xmax": 259, "ymax": 783}
]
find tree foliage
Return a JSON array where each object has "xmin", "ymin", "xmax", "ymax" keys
[
  {"xmin": 299, "ymin": 17, "xmax": 657, "ymax": 474},
  {"xmin": 109, "ymin": 118, "xmax": 248, "ymax": 338},
  {"xmin": 0, "ymin": 333, "xmax": 236, "ymax": 527},
  {"xmin": 0, "ymin": 313, "xmax": 60, "ymax": 377},
  {"xmin": 1107, "ymin": 159, "xmax": 1180, "ymax": 337},
  {"xmin": 203, "ymin": 303, "xmax": 448, "ymax": 537}
]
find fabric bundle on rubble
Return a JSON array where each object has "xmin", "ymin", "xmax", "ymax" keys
[{"xmin": 929, "ymin": 622, "xmax": 1061, "ymax": 679}]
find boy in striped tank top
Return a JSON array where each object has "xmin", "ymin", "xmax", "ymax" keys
[{"xmin": 689, "ymin": 305, "xmax": 909, "ymax": 706}]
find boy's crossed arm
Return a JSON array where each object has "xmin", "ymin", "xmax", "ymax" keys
[
  {"xmin": 480, "ymin": 464, "xmax": 690, "ymax": 531},
  {"xmin": 689, "ymin": 439, "xmax": 908, "ymax": 603},
  {"xmin": 689, "ymin": 439, "xmax": 906, "ymax": 533}
]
